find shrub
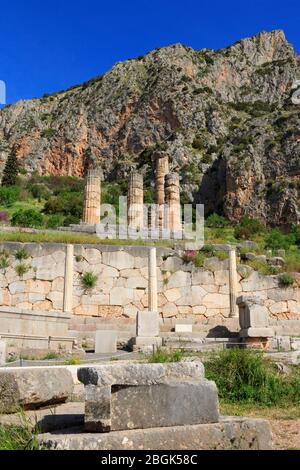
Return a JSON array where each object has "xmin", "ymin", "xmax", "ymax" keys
[
  {"xmin": 81, "ymin": 272, "xmax": 98, "ymax": 290},
  {"xmin": 0, "ymin": 186, "xmax": 21, "ymax": 206},
  {"xmin": 234, "ymin": 217, "xmax": 266, "ymax": 239},
  {"xmin": 291, "ymin": 225, "xmax": 300, "ymax": 246},
  {"xmin": 15, "ymin": 263, "xmax": 29, "ymax": 278},
  {"xmin": 205, "ymin": 349, "xmax": 300, "ymax": 405},
  {"xmin": 192, "ymin": 137, "xmax": 203, "ymax": 150},
  {"xmin": 193, "ymin": 252, "xmax": 206, "ymax": 268},
  {"xmin": 279, "ymin": 273, "xmax": 295, "ymax": 287},
  {"xmin": 46, "ymin": 214, "xmax": 64, "ymax": 229},
  {"xmin": 43, "ymin": 192, "xmax": 83, "ymax": 218},
  {"xmin": 63, "ymin": 215, "xmax": 80, "ymax": 226},
  {"xmin": 246, "ymin": 259, "xmax": 281, "ymax": 276},
  {"xmin": 265, "ymin": 229, "xmax": 290, "ymax": 251},
  {"xmin": 0, "ymin": 257, "xmax": 9, "ymax": 270},
  {"xmin": 29, "ymin": 183, "xmax": 51, "ymax": 201},
  {"xmin": 41, "ymin": 128, "xmax": 56, "ymax": 138},
  {"xmin": 15, "ymin": 249, "xmax": 29, "ymax": 261},
  {"xmin": 11, "ymin": 209, "xmax": 44, "ymax": 229},
  {"xmin": 206, "ymin": 213, "xmax": 229, "ymax": 228}
]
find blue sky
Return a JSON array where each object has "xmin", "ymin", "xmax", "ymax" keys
[{"xmin": 0, "ymin": 0, "xmax": 299, "ymax": 105}]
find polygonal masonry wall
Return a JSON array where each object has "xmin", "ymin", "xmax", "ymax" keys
[{"xmin": 0, "ymin": 242, "xmax": 299, "ymax": 332}]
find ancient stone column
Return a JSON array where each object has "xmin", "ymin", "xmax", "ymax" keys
[
  {"xmin": 128, "ymin": 172, "xmax": 144, "ymax": 231},
  {"xmin": 165, "ymin": 173, "xmax": 181, "ymax": 233},
  {"xmin": 63, "ymin": 244, "xmax": 74, "ymax": 313},
  {"xmin": 82, "ymin": 168, "xmax": 102, "ymax": 225},
  {"xmin": 148, "ymin": 247, "xmax": 158, "ymax": 312},
  {"xmin": 155, "ymin": 156, "xmax": 169, "ymax": 230},
  {"xmin": 229, "ymin": 248, "xmax": 239, "ymax": 318}
]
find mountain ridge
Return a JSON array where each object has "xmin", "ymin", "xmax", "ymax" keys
[{"xmin": 0, "ymin": 29, "xmax": 299, "ymax": 226}]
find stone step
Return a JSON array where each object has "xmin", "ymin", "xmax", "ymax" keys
[{"xmin": 38, "ymin": 417, "xmax": 272, "ymax": 450}]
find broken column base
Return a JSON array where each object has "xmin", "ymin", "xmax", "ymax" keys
[
  {"xmin": 130, "ymin": 336, "xmax": 163, "ymax": 352},
  {"xmin": 38, "ymin": 417, "xmax": 272, "ymax": 450}
]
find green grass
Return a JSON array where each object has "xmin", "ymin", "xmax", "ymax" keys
[
  {"xmin": 146, "ymin": 348, "xmax": 186, "ymax": 363},
  {"xmin": 64, "ymin": 356, "xmax": 82, "ymax": 365},
  {"xmin": 0, "ymin": 199, "xmax": 44, "ymax": 218},
  {"xmin": 0, "ymin": 230, "xmax": 176, "ymax": 247},
  {"xmin": 205, "ymin": 349, "xmax": 300, "ymax": 406},
  {"xmin": 0, "ymin": 413, "xmax": 42, "ymax": 450},
  {"xmin": 42, "ymin": 352, "xmax": 62, "ymax": 360},
  {"xmin": 81, "ymin": 271, "xmax": 98, "ymax": 290}
]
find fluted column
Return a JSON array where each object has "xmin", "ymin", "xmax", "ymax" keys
[
  {"xmin": 165, "ymin": 173, "xmax": 181, "ymax": 232},
  {"xmin": 82, "ymin": 169, "xmax": 102, "ymax": 225},
  {"xmin": 229, "ymin": 248, "xmax": 239, "ymax": 318},
  {"xmin": 155, "ymin": 156, "xmax": 169, "ymax": 230},
  {"xmin": 128, "ymin": 172, "xmax": 144, "ymax": 231}
]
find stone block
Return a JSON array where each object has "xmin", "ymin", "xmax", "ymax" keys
[
  {"xmin": 110, "ymin": 287, "xmax": 134, "ymax": 306},
  {"xmin": 0, "ymin": 368, "xmax": 74, "ymax": 414},
  {"xmin": 167, "ymin": 271, "xmax": 191, "ymax": 289},
  {"xmin": 175, "ymin": 324, "xmax": 193, "ymax": 333},
  {"xmin": 9, "ymin": 281, "xmax": 25, "ymax": 295},
  {"xmin": 108, "ymin": 381, "xmax": 218, "ymax": 431},
  {"xmin": 237, "ymin": 296, "xmax": 269, "ymax": 329},
  {"xmin": 102, "ymin": 251, "xmax": 134, "ymax": 270},
  {"xmin": 0, "ymin": 340, "xmax": 7, "ymax": 365},
  {"xmin": 38, "ymin": 416, "xmax": 272, "ymax": 450},
  {"xmin": 136, "ymin": 311, "xmax": 159, "ymax": 337},
  {"xmin": 239, "ymin": 327, "xmax": 274, "ymax": 338},
  {"xmin": 78, "ymin": 362, "xmax": 211, "ymax": 432},
  {"xmin": 95, "ymin": 330, "xmax": 117, "ymax": 354},
  {"xmin": 202, "ymin": 293, "xmax": 230, "ymax": 309}
]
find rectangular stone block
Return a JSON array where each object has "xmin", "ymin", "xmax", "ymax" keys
[
  {"xmin": 237, "ymin": 296, "xmax": 269, "ymax": 329},
  {"xmin": 95, "ymin": 330, "xmax": 117, "ymax": 354},
  {"xmin": 38, "ymin": 417, "xmax": 272, "ymax": 450},
  {"xmin": 137, "ymin": 311, "xmax": 159, "ymax": 337},
  {"xmin": 84, "ymin": 380, "xmax": 218, "ymax": 432},
  {"xmin": 175, "ymin": 324, "xmax": 193, "ymax": 333},
  {"xmin": 239, "ymin": 327, "xmax": 274, "ymax": 338},
  {"xmin": 78, "ymin": 362, "xmax": 213, "ymax": 433}
]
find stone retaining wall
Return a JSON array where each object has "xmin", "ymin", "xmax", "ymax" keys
[{"xmin": 0, "ymin": 242, "xmax": 299, "ymax": 331}]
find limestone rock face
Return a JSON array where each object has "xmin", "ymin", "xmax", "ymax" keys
[{"xmin": 0, "ymin": 30, "xmax": 299, "ymax": 226}]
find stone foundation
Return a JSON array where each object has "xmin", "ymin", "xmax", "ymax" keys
[{"xmin": 38, "ymin": 417, "xmax": 272, "ymax": 450}]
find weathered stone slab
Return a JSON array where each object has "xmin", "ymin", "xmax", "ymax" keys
[
  {"xmin": 95, "ymin": 330, "xmax": 117, "ymax": 354},
  {"xmin": 38, "ymin": 417, "xmax": 272, "ymax": 450},
  {"xmin": 78, "ymin": 362, "xmax": 205, "ymax": 388},
  {"xmin": 136, "ymin": 310, "xmax": 159, "ymax": 337},
  {"xmin": 110, "ymin": 381, "xmax": 219, "ymax": 431},
  {"xmin": 175, "ymin": 324, "xmax": 193, "ymax": 333},
  {"xmin": 0, "ymin": 368, "xmax": 74, "ymax": 414}
]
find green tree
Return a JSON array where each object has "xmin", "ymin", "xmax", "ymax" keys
[{"xmin": 1, "ymin": 150, "xmax": 19, "ymax": 187}]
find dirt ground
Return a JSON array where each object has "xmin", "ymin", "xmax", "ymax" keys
[{"xmin": 220, "ymin": 403, "xmax": 300, "ymax": 450}]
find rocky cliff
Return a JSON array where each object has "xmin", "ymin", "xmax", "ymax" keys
[{"xmin": 0, "ymin": 30, "xmax": 299, "ymax": 226}]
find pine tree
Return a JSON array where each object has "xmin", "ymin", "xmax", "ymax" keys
[{"xmin": 1, "ymin": 149, "xmax": 19, "ymax": 186}]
